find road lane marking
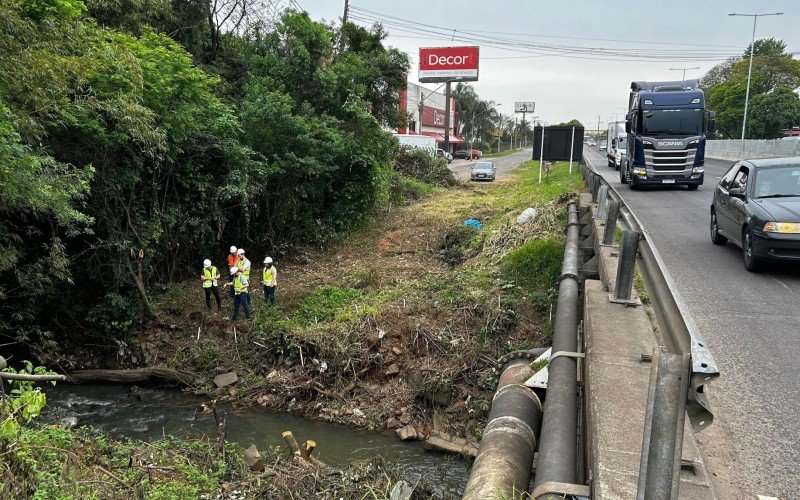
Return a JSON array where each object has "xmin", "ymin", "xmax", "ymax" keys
[{"xmin": 768, "ymin": 276, "xmax": 793, "ymax": 293}]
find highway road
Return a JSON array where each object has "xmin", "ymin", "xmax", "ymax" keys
[
  {"xmin": 584, "ymin": 148, "xmax": 800, "ymax": 498},
  {"xmin": 448, "ymin": 149, "xmax": 532, "ymax": 182}
]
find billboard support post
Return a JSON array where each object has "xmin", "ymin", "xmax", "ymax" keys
[
  {"xmin": 538, "ymin": 125, "xmax": 545, "ymax": 184},
  {"xmin": 444, "ymin": 81, "xmax": 451, "ymax": 153},
  {"xmin": 569, "ymin": 126, "xmax": 576, "ymax": 174}
]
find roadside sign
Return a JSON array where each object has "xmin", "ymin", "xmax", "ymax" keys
[
  {"xmin": 419, "ymin": 46, "xmax": 479, "ymax": 83},
  {"xmin": 515, "ymin": 102, "xmax": 535, "ymax": 113}
]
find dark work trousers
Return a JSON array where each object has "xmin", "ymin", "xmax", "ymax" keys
[
  {"xmin": 228, "ymin": 273, "xmax": 235, "ymax": 298},
  {"xmin": 204, "ymin": 286, "xmax": 221, "ymax": 309},
  {"xmin": 263, "ymin": 285, "xmax": 276, "ymax": 305},
  {"xmin": 233, "ymin": 292, "xmax": 251, "ymax": 320}
]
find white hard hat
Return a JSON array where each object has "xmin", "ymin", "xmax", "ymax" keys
[
  {"xmin": 230, "ymin": 267, "xmax": 238, "ymax": 274},
  {"xmin": 203, "ymin": 259, "xmax": 211, "ymax": 268},
  {"xmin": 264, "ymin": 257, "xmax": 273, "ymax": 264},
  {"xmin": 230, "ymin": 246, "xmax": 237, "ymax": 253},
  {"xmin": 237, "ymin": 248, "xmax": 245, "ymax": 255}
]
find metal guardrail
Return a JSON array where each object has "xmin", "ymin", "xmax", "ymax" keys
[{"xmin": 580, "ymin": 157, "xmax": 719, "ymax": 431}]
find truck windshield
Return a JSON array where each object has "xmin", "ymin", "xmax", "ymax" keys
[{"xmin": 641, "ymin": 109, "xmax": 703, "ymax": 136}]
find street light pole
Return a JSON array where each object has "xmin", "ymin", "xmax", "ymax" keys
[
  {"xmin": 729, "ymin": 11, "xmax": 783, "ymax": 150},
  {"xmin": 669, "ymin": 66, "xmax": 700, "ymax": 81}
]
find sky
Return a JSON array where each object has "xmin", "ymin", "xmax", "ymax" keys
[{"xmin": 289, "ymin": 0, "xmax": 800, "ymax": 131}]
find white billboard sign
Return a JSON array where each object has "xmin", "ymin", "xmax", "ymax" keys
[{"xmin": 514, "ymin": 102, "xmax": 535, "ymax": 113}]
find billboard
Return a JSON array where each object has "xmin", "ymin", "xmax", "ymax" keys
[
  {"xmin": 419, "ymin": 46, "xmax": 479, "ymax": 83},
  {"xmin": 421, "ymin": 106, "xmax": 447, "ymax": 127},
  {"xmin": 515, "ymin": 102, "xmax": 535, "ymax": 113}
]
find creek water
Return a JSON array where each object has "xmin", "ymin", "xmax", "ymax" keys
[{"xmin": 44, "ymin": 384, "xmax": 469, "ymax": 496}]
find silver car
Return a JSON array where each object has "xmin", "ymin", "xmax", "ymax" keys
[{"xmin": 471, "ymin": 161, "xmax": 496, "ymax": 182}]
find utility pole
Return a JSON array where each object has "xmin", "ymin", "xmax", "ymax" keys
[
  {"xmin": 338, "ymin": 0, "xmax": 349, "ymax": 53},
  {"xmin": 728, "ymin": 11, "xmax": 783, "ymax": 150},
  {"xmin": 597, "ymin": 115, "xmax": 601, "ymax": 139},
  {"xmin": 669, "ymin": 66, "xmax": 700, "ymax": 81}
]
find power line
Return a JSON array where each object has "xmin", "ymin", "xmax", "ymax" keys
[{"xmin": 349, "ymin": 6, "xmax": 749, "ymax": 62}]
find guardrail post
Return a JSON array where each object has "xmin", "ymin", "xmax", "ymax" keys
[
  {"xmin": 602, "ymin": 200, "xmax": 620, "ymax": 245},
  {"xmin": 612, "ymin": 229, "xmax": 639, "ymax": 303},
  {"xmin": 595, "ymin": 185, "xmax": 609, "ymax": 220},
  {"xmin": 590, "ymin": 175, "xmax": 600, "ymax": 202},
  {"xmin": 637, "ymin": 349, "xmax": 691, "ymax": 500}
]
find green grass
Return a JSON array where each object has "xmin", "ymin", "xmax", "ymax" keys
[
  {"xmin": 0, "ymin": 425, "xmax": 243, "ymax": 499},
  {"xmin": 490, "ymin": 160, "xmax": 583, "ymax": 210},
  {"xmin": 483, "ymin": 147, "xmax": 524, "ymax": 158},
  {"xmin": 501, "ymin": 238, "xmax": 564, "ymax": 296}
]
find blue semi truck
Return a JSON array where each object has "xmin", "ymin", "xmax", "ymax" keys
[{"xmin": 621, "ymin": 79, "xmax": 715, "ymax": 190}]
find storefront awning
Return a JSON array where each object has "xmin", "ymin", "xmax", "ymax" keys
[
  {"xmin": 448, "ymin": 134, "xmax": 464, "ymax": 143},
  {"xmin": 420, "ymin": 131, "xmax": 445, "ymax": 142}
]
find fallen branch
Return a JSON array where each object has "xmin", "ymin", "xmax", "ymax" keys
[
  {"xmin": 95, "ymin": 465, "xmax": 134, "ymax": 492},
  {"xmin": 68, "ymin": 367, "xmax": 196, "ymax": 386},
  {"xmin": 0, "ymin": 372, "xmax": 68, "ymax": 382}
]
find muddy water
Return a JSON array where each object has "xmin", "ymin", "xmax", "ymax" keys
[{"xmin": 44, "ymin": 384, "xmax": 469, "ymax": 496}]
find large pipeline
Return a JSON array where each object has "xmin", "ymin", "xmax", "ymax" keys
[
  {"xmin": 532, "ymin": 202, "xmax": 582, "ymax": 495},
  {"xmin": 462, "ymin": 357, "xmax": 543, "ymax": 499}
]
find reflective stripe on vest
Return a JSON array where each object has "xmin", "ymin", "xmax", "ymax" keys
[
  {"xmin": 263, "ymin": 266, "xmax": 274, "ymax": 286},
  {"xmin": 234, "ymin": 275, "xmax": 248, "ymax": 294},
  {"xmin": 239, "ymin": 258, "xmax": 251, "ymax": 278},
  {"xmin": 203, "ymin": 266, "xmax": 218, "ymax": 288}
]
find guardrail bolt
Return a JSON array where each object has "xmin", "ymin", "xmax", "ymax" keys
[
  {"xmin": 613, "ymin": 229, "xmax": 640, "ymax": 302},
  {"xmin": 602, "ymin": 200, "xmax": 620, "ymax": 245},
  {"xmin": 595, "ymin": 185, "xmax": 609, "ymax": 220}
]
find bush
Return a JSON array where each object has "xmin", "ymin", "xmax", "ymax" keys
[
  {"xmin": 393, "ymin": 148, "xmax": 456, "ymax": 187},
  {"xmin": 501, "ymin": 238, "xmax": 564, "ymax": 298},
  {"xmin": 86, "ymin": 293, "xmax": 140, "ymax": 339}
]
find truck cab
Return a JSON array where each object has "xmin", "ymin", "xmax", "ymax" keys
[{"xmin": 622, "ymin": 80, "xmax": 715, "ymax": 190}]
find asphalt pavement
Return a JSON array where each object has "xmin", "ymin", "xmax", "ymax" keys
[
  {"xmin": 584, "ymin": 148, "xmax": 800, "ymax": 498},
  {"xmin": 447, "ymin": 149, "xmax": 533, "ymax": 182}
]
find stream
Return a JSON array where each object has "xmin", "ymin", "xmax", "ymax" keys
[{"xmin": 43, "ymin": 384, "xmax": 470, "ymax": 496}]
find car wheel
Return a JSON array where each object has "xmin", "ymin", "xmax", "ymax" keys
[
  {"xmin": 688, "ymin": 185, "xmax": 699, "ymax": 191},
  {"xmin": 710, "ymin": 209, "xmax": 727, "ymax": 245},
  {"xmin": 742, "ymin": 227, "xmax": 763, "ymax": 272}
]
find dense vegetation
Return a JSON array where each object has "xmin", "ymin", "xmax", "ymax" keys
[
  {"xmin": 701, "ymin": 38, "xmax": 800, "ymax": 139},
  {"xmin": 0, "ymin": 0, "xmax": 410, "ymax": 352}
]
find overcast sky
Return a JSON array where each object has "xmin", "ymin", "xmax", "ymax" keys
[{"xmin": 292, "ymin": 0, "xmax": 799, "ymax": 130}]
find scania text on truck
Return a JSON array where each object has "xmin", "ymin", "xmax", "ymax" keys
[
  {"xmin": 621, "ymin": 79, "xmax": 715, "ymax": 190},
  {"xmin": 606, "ymin": 121, "xmax": 626, "ymax": 171}
]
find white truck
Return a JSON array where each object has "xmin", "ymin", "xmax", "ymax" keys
[
  {"xmin": 393, "ymin": 134, "xmax": 436, "ymax": 157},
  {"xmin": 606, "ymin": 121, "xmax": 626, "ymax": 171}
]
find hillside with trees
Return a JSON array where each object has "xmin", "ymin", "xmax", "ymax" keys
[{"xmin": 0, "ymin": 0, "xmax": 409, "ymax": 353}]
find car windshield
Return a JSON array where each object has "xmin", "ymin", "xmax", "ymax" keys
[
  {"xmin": 753, "ymin": 165, "xmax": 800, "ymax": 198},
  {"xmin": 641, "ymin": 109, "xmax": 703, "ymax": 136},
  {"xmin": 473, "ymin": 162, "xmax": 493, "ymax": 171}
]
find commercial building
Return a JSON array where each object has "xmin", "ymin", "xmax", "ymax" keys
[{"xmin": 397, "ymin": 81, "xmax": 464, "ymax": 153}]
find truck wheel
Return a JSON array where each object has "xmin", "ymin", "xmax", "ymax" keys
[{"xmin": 620, "ymin": 167, "xmax": 627, "ymax": 184}]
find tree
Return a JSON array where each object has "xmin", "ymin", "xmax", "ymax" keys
[
  {"xmin": 553, "ymin": 119, "xmax": 584, "ymax": 127},
  {"xmin": 703, "ymin": 38, "xmax": 800, "ymax": 139},
  {"xmin": 452, "ymin": 83, "xmax": 500, "ymax": 146}
]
